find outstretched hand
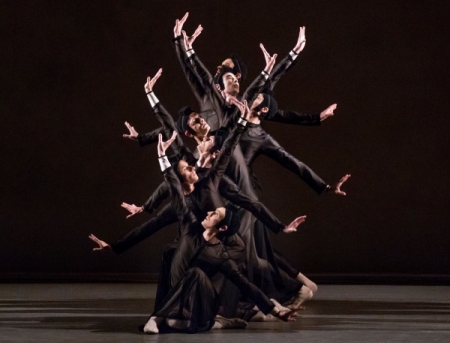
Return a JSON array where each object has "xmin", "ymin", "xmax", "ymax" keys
[
  {"xmin": 283, "ymin": 215, "xmax": 306, "ymax": 233},
  {"xmin": 293, "ymin": 26, "xmax": 306, "ymax": 54},
  {"xmin": 260, "ymin": 43, "xmax": 277, "ymax": 75},
  {"xmin": 121, "ymin": 202, "xmax": 144, "ymax": 219},
  {"xmin": 329, "ymin": 174, "xmax": 351, "ymax": 196},
  {"xmin": 320, "ymin": 103, "xmax": 337, "ymax": 121},
  {"xmin": 157, "ymin": 131, "xmax": 178, "ymax": 157},
  {"xmin": 144, "ymin": 68, "xmax": 162, "ymax": 94},
  {"xmin": 123, "ymin": 121, "xmax": 138, "ymax": 141},
  {"xmin": 174, "ymin": 12, "xmax": 189, "ymax": 37},
  {"xmin": 89, "ymin": 234, "xmax": 111, "ymax": 252},
  {"xmin": 182, "ymin": 25, "xmax": 203, "ymax": 50}
]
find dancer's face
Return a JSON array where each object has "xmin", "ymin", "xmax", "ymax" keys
[
  {"xmin": 177, "ymin": 160, "xmax": 198, "ymax": 184},
  {"xmin": 251, "ymin": 93, "xmax": 264, "ymax": 110},
  {"xmin": 222, "ymin": 72, "xmax": 240, "ymax": 96},
  {"xmin": 197, "ymin": 135, "xmax": 216, "ymax": 155},
  {"xmin": 202, "ymin": 207, "xmax": 226, "ymax": 229},
  {"xmin": 187, "ymin": 112, "xmax": 210, "ymax": 137}
]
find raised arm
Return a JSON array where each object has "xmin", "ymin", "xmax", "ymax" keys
[
  {"xmin": 269, "ymin": 26, "xmax": 306, "ymax": 89},
  {"xmin": 211, "ymin": 102, "xmax": 250, "ymax": 181},
  {"xmin": 172, "ymin": 13, "xmax": 210, "ymax": 102}
]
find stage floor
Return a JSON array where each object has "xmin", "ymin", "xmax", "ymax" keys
[{"xmin": 0, "ymin": 284, "xmax": 449, "ymax": 342}]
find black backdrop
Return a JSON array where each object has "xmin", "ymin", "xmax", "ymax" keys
[{"xmin": 1, "ymin": 0, "xmax": 449, "ymax": 282}]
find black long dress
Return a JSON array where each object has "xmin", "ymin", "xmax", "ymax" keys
[{"xmin": 152, "ymin": 167, "xmax": 275, "ymax": 334}]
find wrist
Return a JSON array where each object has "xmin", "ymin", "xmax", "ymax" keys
[
  {"xmin": 237, "ymin": 117, "xmax": 248, "ymax": 127},
  {"xmin": 186, "ymin": 48, "xmax": 195, "ymax": 58},
  {"xmin": 158, "ymin": 155, "xmax": 171, "ymax": 172},
  {"xmin": 289, "ymin": 50, "xmax": 299, "ymax": 60},
  {"xmin": 147, "ymin": 92, "xmax": 159, "ymax": 108}
]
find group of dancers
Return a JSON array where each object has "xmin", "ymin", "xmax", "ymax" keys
[{"xmin": 89, "ymin": 12, "xmax": 350, "ymax": 334}]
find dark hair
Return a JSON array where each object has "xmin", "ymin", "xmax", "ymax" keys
[
  {"xmin": 176, "ymin": 106, "xmax": 196, "ymax": 136},
  {"xmin": 216, "ymin": 204, "xmax": 241, "ymax": 238},
  {"xmin": 210, "ymin": 130, "xmax": 228, "ymax": 153},
  {"xmin": 254, "ymin": 93, "xmax": 278, "ymax": 119}
]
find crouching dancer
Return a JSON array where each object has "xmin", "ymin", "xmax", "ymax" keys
[{"xmin": 143, "ymin": 133, "xmax": 297, "ymax": 333}]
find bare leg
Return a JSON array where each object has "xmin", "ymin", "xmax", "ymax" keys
[
  {"xmin": 287, "ymin": 285, "xmax": 313, "ymax": 310},
  {"xmin": 296, "ymin": 273, "xmax": 318, "ymax": 293}
]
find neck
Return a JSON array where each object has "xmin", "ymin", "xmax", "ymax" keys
[
  {"xmin": 182, "ymin": 182, "xmax": 195, "ymax": 195},
  {"xmin": 247, "ymin": 110, "xmax": 261, "ymax": 124},
  {"xmin": 193, "ymin": 131, "xmax": 210, "ymax": 144},
  {"xmin": 203, "ymin": 228, "xmax": 220, "ymax": 243}
]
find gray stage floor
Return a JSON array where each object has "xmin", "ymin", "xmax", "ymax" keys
[{"xmin": 0, "ymin": 284, "xmax": 449, "ymax": 342}]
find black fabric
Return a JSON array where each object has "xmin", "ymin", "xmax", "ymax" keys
[
  {"xmin": 240, "ymin": 122, "xmax": 328, "ymax": 194},
  {"xmin": 151, "ymin": 168, "xmax": 275, "ymax": 334}
]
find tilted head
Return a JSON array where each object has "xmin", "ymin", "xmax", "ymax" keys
[
  {"xmin": 196, "ymin": 129, "xmax": 228, "ymax": 160},
  {"xmin": 177, "ymin": 106, "xmax": 210, "ymax": 137},
  {"xmin": 217, "ymin": 54, "xmax": 248, "ymax": 82},
  {"xmin": 214, "ymin": 71, "xmax": 240, "ymax": 96},
  {"xmin": 250, "ymin": 93, "xmax": 278, "ymax": 119},
  {"xmin": 174, "ymin": 159, "xmax": 198, "ymax": 185},
  {"xmin": 201, "ymin": 204, "xmax": 241, "ymax": 238}
]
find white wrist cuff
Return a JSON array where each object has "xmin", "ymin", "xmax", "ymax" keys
[
  {"xmin": 289, "ymin": 50, "xmax": 298, "ymax": 60},
  {"xmin": 237, "ymin": 117, "xmax": 248, "ymax": 126},
  {"xmin": 158, "ymin": 156, "xmax": 171, "ymax": 172},
  {"xmin": 147, "ymin": 92, "xmax": 159, "ymax": 108},
  {"xmin": 186, "ymin": 49, "xmax": 195, "ymax": 58},
  {"xmin": 261, "ymin": 71, "xmax": 269, "ymax": 80}
]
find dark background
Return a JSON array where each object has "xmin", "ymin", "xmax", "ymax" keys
[{"xmin": 1, "ymin": 0, "xmax": 449, "ymax": 282}]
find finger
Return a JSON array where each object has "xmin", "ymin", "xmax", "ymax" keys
[
  {"xmin": 259, "ymin": 43, "xmax": 269, "ymax": 56},
  {"xmin": 158, "ymin": 133, "xmax": 163, "ymax": 144},
  {"xmin": 122, "ymin": 134, "xmax": 130, "ymax": 138},
  {"xmin": 181, "ymin": 12, "xmax": 189, "ymax": 23},
  {"xmin": 93, "ymin": 248, "xmax": 101, "ymax": 251},
  {"xmin": 126, "ymin": 214, "xmax": 133, "ymax": 219}
]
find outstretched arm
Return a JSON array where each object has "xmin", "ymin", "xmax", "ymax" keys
[{"xmin": 269, "ymin": 26, "xmax": 306, "ymax": 89}]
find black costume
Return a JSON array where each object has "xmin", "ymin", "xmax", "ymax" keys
[{"xmin": 151, "ymin": 166, "xmax": 275, "ymax": 334}]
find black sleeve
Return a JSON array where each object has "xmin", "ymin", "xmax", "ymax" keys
[
  {"xmin": 142, "ymin": 181, "xmax": 170, "ymax": 214},
  {"xmin": 173, "ymin": 36, "xmax": 209, "ymax": 102},
  {"xmin": 267, "ymin": 108, "xmax": 321, "ymax": 126},
  {"xmin": 219, "ymin": 176, "xmax": 284, "ymax": 234},
  {"xmin": 261, "ymin": 135, "xmax": 328, "ymax": 194},
  {"xmin": 163, "ymin": 168, "xmax": 196, "ymax": 227},
  {"xmin": 219, "ymin": 258, "xmax": 275, "ymax": 315},
  {"xmin": 269, "ymin": 53, "xmax": 297, "ymax": 90},
  {"xmin": 212, "ymin": 125, "xmax": 246, "ymax": 182},
  {"xmin": 138, "ymin": 127, "xmax": 164, "ymax": 147},
  {"xmin": 152, "ymin": 103, "xmax": 196, "ymax": 163},
  {"xmin": 111, "ymin": 203, "xmax": 178, "ymax": 254}
]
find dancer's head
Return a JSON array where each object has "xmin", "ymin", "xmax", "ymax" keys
[
  {"xmin": 201, "ymin": 204, "xmax": 240, "ymax": 238},
  {"xmin": 174, "ymin": 159, "xmax": 198, "ymax": 185},
  {"xmin": 214, "ymin": 71, "xmax": 240, "ymax": 96},
  {"xmin": 196, "ymin": 130, "xmax": 228, "ymax": 161},
  {"xmin": 216, "ymin": 54, "xmax": 248, "ymax": 82},
  {"xmin": 250, "ymin": 93, "xmax": 278, "ymax": 119},
  {"xmin": 177, "ymin": 106, "xmax": 210, "ymax": 138}
]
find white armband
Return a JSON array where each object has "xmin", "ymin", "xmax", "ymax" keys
[
  {"xmin": 146, "ymin": 92, "xmax": 159, "ymax": 108},
  {"xmin": 158, "ymin": 156, "xmax": 171, "ymax": 172},
  {"xmin": 289, "ymin": 50, "xmax": 299, "ymax": 60},
  {"xmin": 186, "ymin": 49, "xmax": 195, "ymax": 58},
  {"xmin": 261, "ymin": 70, "xmax": 269, "ymax": 80},
  {"xmin": 237, "ymin": 117, "xmax": 248, "ymax": 127}
]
